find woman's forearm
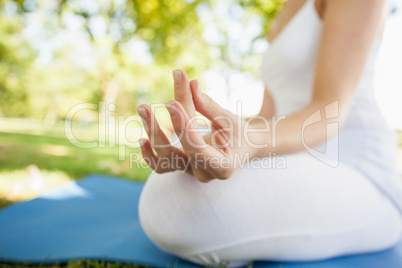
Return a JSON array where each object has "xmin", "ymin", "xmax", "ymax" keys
[
  {"xmin": 246, "ymin": 99, "xmax": 346, "ymax": 159},
  {"xmin": 200, "ymin": 99, "xmax": 345, "ymax": 162}
]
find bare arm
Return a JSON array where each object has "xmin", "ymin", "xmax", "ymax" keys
[
  {"xmin": 258, "ymin": 89, "xmax": 276, "ymax": 119},
  {"xmin": 247, "ymin": 0, "xmax": 386, "ymax": 158},
  {"xmin": 202, "ymin": 88, "xmax": 275, "ymax": 144},
  {"xmin": 137, "ymin": 0, "xmax": 386, "ymax": 181}
]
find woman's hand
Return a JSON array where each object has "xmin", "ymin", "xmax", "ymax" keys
[
  {"xmin": 137, "ymin": 69, "xmax": 254, "ymax": 183},
  {"xmin": 136, "ymin": 103, "xmax": 194, "ymax": 175}
]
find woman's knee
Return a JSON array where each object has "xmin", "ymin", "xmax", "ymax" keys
[
  {"xmin": 138, "ymin": 171, "xmax": 200, "ymax": 257},
  {"xmin": 371, "ymin": 199, "xmax": 402, "ymax": 251}
]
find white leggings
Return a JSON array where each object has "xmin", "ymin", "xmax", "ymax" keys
[{"xmin": 138, "ymin": 152, "xmax": 402, "ymax": 267}]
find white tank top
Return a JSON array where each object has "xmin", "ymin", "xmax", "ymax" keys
[{"xmin": 260, "ymin": 0, "xmax": 402, "ymax": 214}]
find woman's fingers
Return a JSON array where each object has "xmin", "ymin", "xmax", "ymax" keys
[
  {"xmin": 165, "ymin": 100, "xmax": 208, "ymax": 156},
  {"xmin": 139, "ymin": 138, "xmax": 193, "ymax": 174},
  {"xmin": 173, "ymin": 69, "xmax": 196, "ymax": 118},
  {"xmin": 138, "ymin": 71, "xmax": 235, "ymax": 182},
  {"xmin": 137, "ymin": 105, "xmax": 192, "ymax": 173},
  {"xmin": 165, "ymin": 99, "xmax": 215, "ymax": 181},
  {"xmin": 139, "ymin": 138, "xmax": 166, "ymax": 173},
  {"xmin": 137, "ymin": 104, "xmax": 175, "ymax": 155},
  {"xmin": 190, "ymin": 79, "xmax": 236, "ymax": 129},
  {"xmin": 166, "ymin": 100, "xmax": 233, "ymax": 181}
]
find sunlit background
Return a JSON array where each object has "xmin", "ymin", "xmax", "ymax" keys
[{"xmin": 0, "ymin": 0, "xmax": 401, "ymax": 208}]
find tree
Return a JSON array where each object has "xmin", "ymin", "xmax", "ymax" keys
[{"xmin": 0, "ymin": 0, "xmax": 284, "ymax": 121}]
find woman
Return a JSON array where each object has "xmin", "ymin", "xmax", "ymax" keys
[{"xmin": 136, "ymin": 0, "xmax": 402, "ymax": 266}]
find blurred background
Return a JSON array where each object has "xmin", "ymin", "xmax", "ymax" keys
[{"xmin": 0, "ymin": 0, "xmax": 401, "ymax": 209}]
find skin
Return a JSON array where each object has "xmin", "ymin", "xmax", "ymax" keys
[{"xmin": 136, "ymin": 0, "xmax": 387, "ymax": 183}]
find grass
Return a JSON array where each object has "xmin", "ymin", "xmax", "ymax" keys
[
  {"xmin": 0, "ymin": 119, "xmax": 154, "ymax": 267},
  {"xmin": 0, "ymin": 131, "xmax": 150, "ymax": 180},
  {"xmin": 0, "ymin": 260, "xmax": 146, "ymax": 268},
  {"xmin": 0, "ymin": 260, "xmax": 255, "ymax": 268},
  {"xmin": 0, "ymin": 119, "xmax": 152, "ymax": 209}
]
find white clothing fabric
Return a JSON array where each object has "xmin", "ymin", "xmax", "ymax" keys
[
  {"xmin": 139, "ymin": 154, "xmax": 401, "ymax": 266},
  {"xmin": 138, "ymin": 0, "xmax": 402, "ymax": 266},
  {"xmin": 259, "ymin": 0, "xmax": 402, "ymax": 214}
]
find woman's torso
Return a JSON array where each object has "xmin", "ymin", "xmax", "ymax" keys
[{"xmin": 259, "ymin": 0, "xmax": 402, "ymax": 213}]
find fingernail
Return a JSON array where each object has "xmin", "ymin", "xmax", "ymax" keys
[
  {"xmin": 138, "ymin": 139, "xmax": 146, "ymax": 146},
  {"xmin": 173, "ymin": 69, "xmax": 182, "ymax": 83},
  {"xmin": 165, "ymin": 101, "xmax": 178, "ymax": 116},
  {"xmin": 136, "ymin": 107, "xmax": 148, "ymax": 120}
]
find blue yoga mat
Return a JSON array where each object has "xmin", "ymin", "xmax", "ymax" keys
[{"xmin": 1, "ymin": 174, "xmax": 402, "ymax": 267}]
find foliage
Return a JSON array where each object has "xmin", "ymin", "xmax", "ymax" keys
[
  {"xmin": 0, "ymin": 0, "xmax": 285, "ymax": 211},
  {"xmin": 0, "ymin": 0, "xmax": 284, "ymax": 121},
  {"xmin": 0, "ymin": 12, "xmax": 36, "ymax": 116}
]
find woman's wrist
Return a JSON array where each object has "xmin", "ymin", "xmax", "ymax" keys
[
  {"xmin": 199, "ymin": 116, "xmax": 274, "ymax": 163},
  {"xmin": 241, "ymin": 116, "xmax": 273, "ymax": 159}
]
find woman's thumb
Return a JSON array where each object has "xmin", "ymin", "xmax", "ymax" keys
[{"xmin": 190, "ymin": 80, "xmax": 234, "ymax": 125}]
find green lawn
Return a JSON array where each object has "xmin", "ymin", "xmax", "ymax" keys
[
  {"xmin": 0, "ymin": 121, "xmax": 152, "ymax": 209},
  {"xmin": 0, "ymin": 131, "xmax": 151, "ymax": 180},
  {"xmin": 0, "ymin": 260, "xmax": 146, "ymax": 268},
  {"xmin": 0, "ymin": 120, "xmax": 154, "ymax": 268}
]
